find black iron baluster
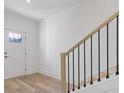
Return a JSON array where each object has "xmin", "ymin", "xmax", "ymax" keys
[
  {"xmin": 106, "ymin": 23, "xmax": 109, "ymax": 79},
  {"xmin": 78, "ymin": 46, "xmax": 80, "ymax": 89},
  {"xmin": 84, "ymin": 41, "xmax": 86, "ymax": 87},
  {"xmin": 98, "ymin": 30, "xmax": 101, "ymax": 81},
  {"xmin": 90, "ymin": 36, "xmax": 93, "ymax": 84},
  {"xmin": 68, "ymin": 54, "xmax": 70, "ymax": 93},
  {"xmin": 116, "ymin": 15, "xmax": 119, "ymax": 75},
  {"xmin": 72, "ymin": 50, "xmax": 75, "ymax": 91}
]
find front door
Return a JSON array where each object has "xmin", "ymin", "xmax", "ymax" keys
[{"xmin": 4, "ymin": 28, "xmax": 26, "ymax": 79}]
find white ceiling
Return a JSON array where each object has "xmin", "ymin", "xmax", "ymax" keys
[{"xmin": 5, "ymin": 0, "xmax": 83, "ymax": 20}]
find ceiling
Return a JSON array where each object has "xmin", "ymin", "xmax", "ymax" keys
[{"xmin": 5, "ymin": 0, "xmax": 83, "ymax": 20}]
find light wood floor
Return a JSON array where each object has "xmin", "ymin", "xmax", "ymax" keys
[
  {"xmin": 4, "ymin": 73, "xmax": 61, "ymax": 93},
  {"xmin": 5, "ymin": 66, "xmax": 117, "ymax": 93}
]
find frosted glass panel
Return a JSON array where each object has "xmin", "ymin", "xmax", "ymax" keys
[{"xmin": 9, "ymin": 32, "xmax": 22, "ymax": 43}]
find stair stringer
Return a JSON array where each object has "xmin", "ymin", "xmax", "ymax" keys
[{"xmin": 71, "ymin": 75, "xmax": 119, "ymax": 93}]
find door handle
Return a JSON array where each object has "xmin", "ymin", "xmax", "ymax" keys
[
  {"xmin": 4, "ymin": 55, "xmax": 8, "ymax": 58},
  {"xmin": 4, "ymin": 52, "xmax": 9, "ymax": 58}
]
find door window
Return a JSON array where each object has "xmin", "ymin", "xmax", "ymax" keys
[{"xmin": 8, "ymin": 32, "xmax": 22, "ymax": 43}]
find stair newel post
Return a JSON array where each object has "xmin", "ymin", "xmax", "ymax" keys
[{"xmin": 61, "ymin": 53, "xmax": 67, "ymax": 93}]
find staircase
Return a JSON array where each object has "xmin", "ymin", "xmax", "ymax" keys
[
  {"xmin": 76, "ymin": 75, "xmax": 119, "ymax": 93},
  {"xmin": 60, "ymin": 11, "xmax": 119, "ymax": 93}
]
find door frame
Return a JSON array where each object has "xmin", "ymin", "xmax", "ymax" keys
[{"xmin": 4, "ymin": 27, "xmax": 27, "ymax": 76}]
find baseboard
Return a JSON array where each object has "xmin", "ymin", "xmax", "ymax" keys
[{"xmin": 38, "ymin": 70, "xmax": 61, "ymax": 80}]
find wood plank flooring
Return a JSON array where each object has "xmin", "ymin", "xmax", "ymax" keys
[
  {"xmin": 4, "ymin": 73, "xmax": 61, "ymax": 93},
  {"xmin": 5, "ymin": 65, "xmax": 117, "ymax": 93}
]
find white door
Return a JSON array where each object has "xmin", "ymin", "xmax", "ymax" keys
[{"xmin": 4, "ymin": 29, "xmax": 26, "ymax": 79}]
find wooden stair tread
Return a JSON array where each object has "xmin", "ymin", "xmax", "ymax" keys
[
  {"xmin": 66, "ymin": 65, "xmax": 117, "ymax": 91},
  {"xmin": 81, "ymin": 66, "xmax": 116, "ymax": 85},
  {"xmin": 80, "ymin": 65, "xmax": 116, "ymax": 85}
]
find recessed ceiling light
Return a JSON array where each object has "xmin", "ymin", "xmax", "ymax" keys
[{"xmin": 27, "ymin": 0, "xmax": 31, "ymax": 3}]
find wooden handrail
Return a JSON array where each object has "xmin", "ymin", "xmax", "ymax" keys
[
  {"xmin": 65, "ymin": 11, "xmax": 119, "ymax": 54},
  {"xmin": 61, "ymin": 11, "xmax": 119, "ymax": 93}
]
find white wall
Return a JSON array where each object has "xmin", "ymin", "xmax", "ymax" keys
[
  {"xmin": 4, "ymin": 9, "xmax": 39, "ymax": 75},
  {"xmin": 76, "ymin": 75, "xmax": 119, "ymax": 93},
  {"xmin": 38, "ymin": 0, "xmax": 119, "ymax": 79}
]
